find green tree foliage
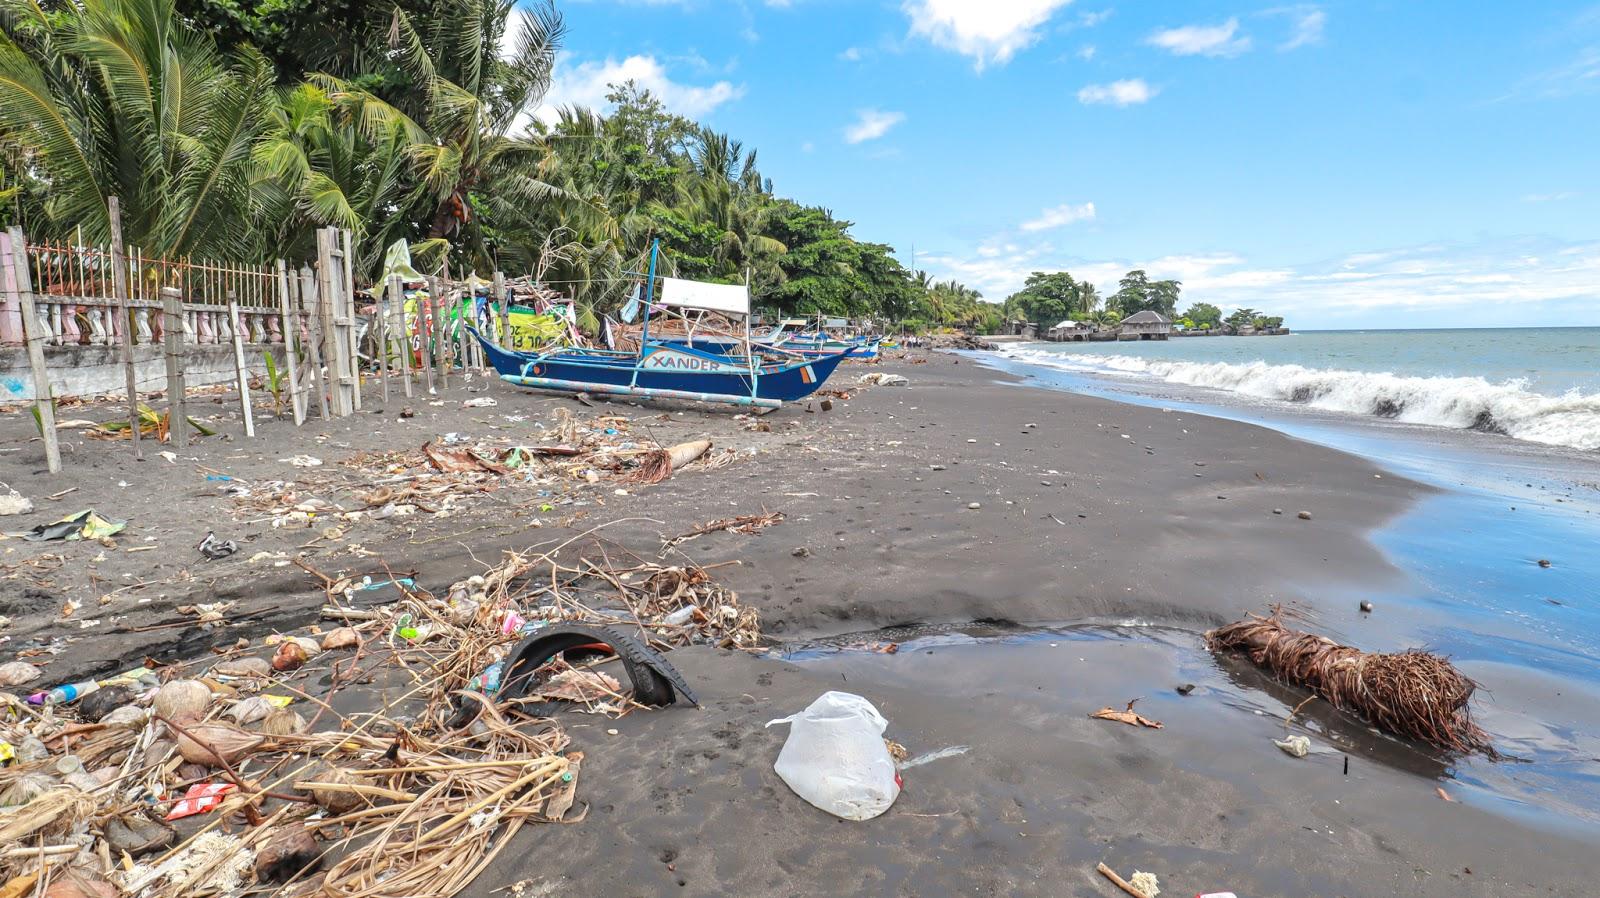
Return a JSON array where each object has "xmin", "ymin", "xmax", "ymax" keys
[
  {"xmin": 0, "ymin": 0, "xmax": 986, "ymax": 331},
  {"xmin": 1181, "ymin": 302, "xmax": 1222, "ymax": 329},
  {"xmin": 1111, "ymin": 270, "xmax": 1182, "ymax": 316}
]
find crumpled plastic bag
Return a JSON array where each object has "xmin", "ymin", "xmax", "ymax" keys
[
  {"xmin": 765, "ymin": 691, "xmax": 901, "ymax": 821},
  {"xmin": 23, "ymin": 509, "xmax": 126, "ymax": 542}
]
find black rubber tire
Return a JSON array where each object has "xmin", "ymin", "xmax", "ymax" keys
[{"xmin": 500, "ymin": 622, "xmax": 697, "ymax": 708}]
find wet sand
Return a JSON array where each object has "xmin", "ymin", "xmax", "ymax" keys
[{"xmin": 0, "ymin": 352, "xmax": 1589, "ymax": 896}]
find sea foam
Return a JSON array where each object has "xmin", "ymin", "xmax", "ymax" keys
[{"xmin": 998, "ymin": 347, "xmax": 1600, "ymax": 451}]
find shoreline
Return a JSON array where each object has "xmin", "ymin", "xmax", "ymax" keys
[{"xmin": 0, "ymin": 351, "xmax": 1592, "ymax": 896}]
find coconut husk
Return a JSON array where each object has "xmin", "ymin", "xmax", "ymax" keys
[
  {"xmin": 174, "ymin": 722, "xmax": 263, "ymax": 767},
  {"xmin": 213, "ymin": 657, "xmax": 272, "ymax": 678},
  {"xmin": 320, "ymin": 627, "xmax": 361, "ymax": 651},
  {"xmin": 225, "ymin": 696, "xmax": 277, "ymax": 726},
  {"xmin": 153, "ymin": 680, "xmax": 211, "ymax": 723},
  {"xmin": 1207, "ymin": 611, "xmax": 1493, "ymax": 754},
  {"xmin": 272, "ymin": 642, "xmax": 309, "ymax": 672},
  {"xmin": 255, "ymin": 708, "xmax": 307, "ymax": 737},
  {"xmin": 0, "ymin": 661, "xmax": 43, "ymax": 688}
]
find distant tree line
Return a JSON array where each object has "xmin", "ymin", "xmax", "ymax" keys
[{"xmin": 1002, "ymin": 269, "xmax": 1285, "ymax": 332}]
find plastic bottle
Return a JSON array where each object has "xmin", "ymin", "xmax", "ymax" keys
[{"xmin": 27, "ymin": 680, "xmax": 100, "ymax": 706}]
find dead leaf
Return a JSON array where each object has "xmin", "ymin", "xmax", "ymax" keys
[
  {"xmin": 1090, "ymin": 698, "xmax": 1164, "ymax": 730},
  {"xmin": 422, "ymin": 442, "xmax": 509, "ymax": 475}
]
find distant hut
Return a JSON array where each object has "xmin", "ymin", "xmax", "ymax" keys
[
  {"xmin": 1047, "ymin": 319, "xmax": 1092, "ymax": 342},
  {"xmin": 1118, "ymin": 310, "xmax": 1172, "ymax": 341}
]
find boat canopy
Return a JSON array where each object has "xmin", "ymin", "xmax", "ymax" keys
[{"xmin": 659, "ymin": 277, "xmax": 749, "ymax": 316}]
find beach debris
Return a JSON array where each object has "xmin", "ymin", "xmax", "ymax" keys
[
  {"xmin": 1175, "ymin": 684, "xmax": 1195, "ymax": 696},
  {"xmin": 1436, "ymin": 786, "xmax": 1455, "ymax": 802},
  {"xmin": 0, "ymin": 661, "xmax": 43, "ymax": 688},
  {"xmin": 1538, "ymin": 559, "xmax": 1552, "ymax": 568},
  {"xmin": 1274, "ymin": 735, "xmax": 1311, "ymax": 758},
  {"xmin": 152, "ymin": 679, "xmax": 211, "ymax": 721},
  {"xmin": 254, "ymin": 827, "xmax": 323, "ymax": 883},
  {"xmin": 967, "ymin": 502, "xmax": 981, "ymax": 510},
  {"xmin": 1096, "ymin": 862, "xmax": 1160, "ymax": 898},
  {"xmin": 1207, "ymin": 610, "xmax": 1493, "ymax": 754},
  {"xmin": 896, "ymin": 744, "xmax": 971, "ymax": 770},
  {"xmin": 104, "ymin": 813, "xmax": 176, "ymax": 857},
  {"xmin": 0, "ymin": 482, "xmax": 32, "ymax": 516},
  {"xmin": 1091, "ymin": 699, "xmax": 1164, "ymax": 730},
  {"xmin": 1359, "ymin": 600, "xmax": 1374, "ymax": 613},
  {"xmin": 164, "ymin": 783, "xmax": 237, "ymax": 820},
  {"xmin": 196, "ymin": 530, "xmax": 238, "ymax": 560},
  {"xmin": 767, "ymin": 691, "xmax": 902, "ymax": 821},
  {"xmin": 792, "ymin": 547, "xmax": 811, "ymax": 557},
  {"xmin": 22, "ymin": 509, "xmax": 126, "ymax": 542},
  {"xmin": 173, "ymin": 720, "xmax": 262, "ymax": 766},
  {"xmin": 1297, "ymin": 510, "xmax": 1313, "ymax": 520},
  {"xmin": 272, "ymin": 640, "xmax": 309, "ymax": 672},
  {"xmin": 462, "ymin": 397, "xmax": 499, "ymax": 408},
  {"xmin": 281, "ymin": 454, "xmax": 323, "ymax": 467},
  {"xmin": 662, "ymin": 511, "xmax": 785, "ymax": 548},
  {"xmin": 321, "ymin": 626, "xmax": 362, "ymax": 650},
  {"xmin": 857, "ymin": 373, "xmax": 908, "ymax": 386},
  {"xmin": 819, "ymin": 399, "xmax": 834, "ymax": 412},
  {"xmin": 423, "ymin": 440, "xmax": 510, "ymax": 474},
  {"xmin": 497, "ymin": 622, "xmax": 697, "ymax": 712},
  {"xmin": 625, "ymin": 439, "xmax": 713, "ymax": 484}
]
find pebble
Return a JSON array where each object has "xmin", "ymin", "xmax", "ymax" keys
[
  {"xmin": 1360, "ymin": 600, "xmax": 1374, "ymax": 613},
  {"xmin": 967, "ymin": 439, "xmax": 977, "ymax": 443},
  {"xmin": 967, "ymin": 502, "xmax": 981, "ymax": 510},
  {"xmin": 1273, "ymin": 509, "xmax": 1283, "ymax": 515},
  {"xmin": 931, "ymin": 465, "xmax": 946, "ymax": 471},
  {"xmin": 606, "ymin": 729, "xmax": 620, "ymax": 736},
  {"xmin": 1297, "ymin": 511, "xmax": 1313, "ymax": 520},
  {"xmin": 791, "ymin": 547, "xmax": 811, "ymax": 557}
]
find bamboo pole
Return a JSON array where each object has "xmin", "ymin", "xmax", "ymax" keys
[
  {"xmin": 419, "ymin": 288, "xmax": 435, "ymax": 395},
  {"xmin": 226, "ymin": 294, "xmax": 255, "ymax": 437},
  {"xmin": 431, "ymin": 277, "xmax": 448, "ymax": 390},
  {"xmin": 107, "ymin": 198, "xmax": 141, "ymax": 459},
  {"xmin": 4, "ymin": 228, "xmax": 60, "ymax": 473},
  {"xmin": 160, "ymin": 286, "xmax": 187, "ymax": 450},
  {"xmin": 494, "ymin": 271, "xmax": 509, "ymax": 350},
  {"xmin": 276, "ymin": 260, "xmax": 304, "ymax": 425},
  {"xmin": 315, "ymin": 229, "xmax": 347, "ymax": 416}
]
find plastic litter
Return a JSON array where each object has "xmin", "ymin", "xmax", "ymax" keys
[
  {"xmin": 0, "ymin": 482, "xmax": 32, "ymax": 516},
  {"xmin": 197, "ymin": 531, "xmax": 238, "ymax": 560},
  {"xmin": 1274, "ymin": 735, "xmax": 1310, "ymax": 758},
  {"xmin": 280, "ymin": 455, "xmax": 323, "ymax": 467},
  {"xmin": 765, "ymin": 691, "xmax": 901, "ymax": 821},
  {"xmin": 22, "ymin": 509, "xmax": 126, "ymax": 542},
  {"xmin": 27, "ymin": 680, "xmax": 100, "ymax": 706},
  {"xmin": 164, "ymin": 783, "xmax": 237, "ymax": 820},
  {"xmin": 462, "ymin": 397, "xmax": 498, "ymax": 408}
]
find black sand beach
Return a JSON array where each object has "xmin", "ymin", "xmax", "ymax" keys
[{"xmin": 0, "ymin": 352, "xmax": 1589, "ymax": 896}]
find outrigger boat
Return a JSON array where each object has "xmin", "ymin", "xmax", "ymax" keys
[{"xmin": 474, "ymin": 242, "xmax": 848, "ymax": 410}]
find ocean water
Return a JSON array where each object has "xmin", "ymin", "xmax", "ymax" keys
[
  {"xmin": 996, "ymin": 327, "xmax": 1600, "ymax": 451},
  {"xmin": 975, "ymin": 329, "xmax": 1600, "ymax": 837}
]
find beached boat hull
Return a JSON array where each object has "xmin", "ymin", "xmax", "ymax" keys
[{"xmin": 473, "ymin": 330, "xmax": 848, "ymax": 407}]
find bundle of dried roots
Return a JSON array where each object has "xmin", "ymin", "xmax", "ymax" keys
[{"xmin": 1207, "ymin": 611, "xmax": 1493, "ymax": 755}]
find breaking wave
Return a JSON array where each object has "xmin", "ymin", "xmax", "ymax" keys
[{"xmin": 997, "ymin": 347, "xmax": 1600, "ymax": 452}]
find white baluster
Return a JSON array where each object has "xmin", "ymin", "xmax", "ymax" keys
[{"xmin": 134, "ymin": 307, "xmax": 153, "ymax": 345}]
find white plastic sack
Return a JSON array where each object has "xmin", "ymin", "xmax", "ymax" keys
[{"xmin": 765, "ymin": 691, "xmax": 901, "ymax": 821}]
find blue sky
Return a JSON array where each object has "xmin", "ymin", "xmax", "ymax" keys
[{"xmin": 537, "ymin": 1, "xmax": 1600, "ymax": 328}]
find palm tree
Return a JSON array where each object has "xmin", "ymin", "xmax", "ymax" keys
[
  {"xmin": 390, "ymin": 0, "xmax": 567, "ymax": 270},
  {"xmin": 253, "ymin": 79, "xmax": 426, "ymax": 271},
  {"xmin": 0, "ymin": 0, "xmax": 274, "ymax": 257}
]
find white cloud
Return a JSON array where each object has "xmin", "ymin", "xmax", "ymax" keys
[
  {"xmin": 538, "ymin": 55, "xmax": 744, "ymax": 123},
  {"xmin": 1522, "ymin": 191, "xmax": 1578, "ymax": 203},
  {"xmin": 1077, "ymin": 44, "xmax": 1096, "ymax": 60},
  {"xmin": 1020, "ymin": 201, "xmax": 1096, "ymax": 232},
  {"xmin": 1077, "ymin": 79, "xmax": 1156, "ymax": 106},
  {"xmin": 844, "ymin": 108, "xmax": 906, "ymax": 143},
  {"xmin": 1078, "ymin": 9, "xmax": 1112, "ymax": 28},
  {"xmin": 839, "ymin": 46, "xmax": 864, "ymax": 61},
  {"xmin": 901, "ymin": 0, "xmax": 1076, "ymax": 69},
  {"xmin": 1147, "ymin": 18, "xmax": 1251, "ymax": 57},
  {"xmin": 1279, "ymin": 8, "xmax": 1325, "ymax": 50},
  {"xmin": 923, "ymin": 236, "xmax": 1600, "ymax": 326}
]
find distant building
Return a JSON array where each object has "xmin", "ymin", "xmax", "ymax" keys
[
  {"xmin": 1118, "ymin": 310, "xmax": 1172, "ymax": 341},
  {"xmin": 1046, "ymin": 319, "xmax": 1092, "ymax": 342}
]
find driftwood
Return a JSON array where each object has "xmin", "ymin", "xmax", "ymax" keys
[{"xmin": 1207, "ymin": 611, "xmax": 1493, "ymax": 755}]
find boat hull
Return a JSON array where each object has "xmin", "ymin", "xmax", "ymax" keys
[{"xmin": 473, "ymin": 331, "xmax": 847, "ymax": 405}]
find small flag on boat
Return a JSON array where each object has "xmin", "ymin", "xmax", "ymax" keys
[
  {"xmin": 621, "ymin": 285, "xmax": 641, "ymax": 323},
  {"xmin": 800, "ymin": 364, "xmax": 817, "ymax": 384}
]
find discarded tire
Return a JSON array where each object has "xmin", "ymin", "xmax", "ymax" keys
[{"xmin": 499, "ymin": 622, "xmax": 698, "ymax": 711}]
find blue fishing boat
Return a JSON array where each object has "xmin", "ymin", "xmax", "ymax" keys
[
  {"xmin": 474, "ymin": 241, "xmax": 848, "ymax": 409},
  {"xmin": 475, "ymin": 336, "xmax": 847, "ymax": 409}
]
